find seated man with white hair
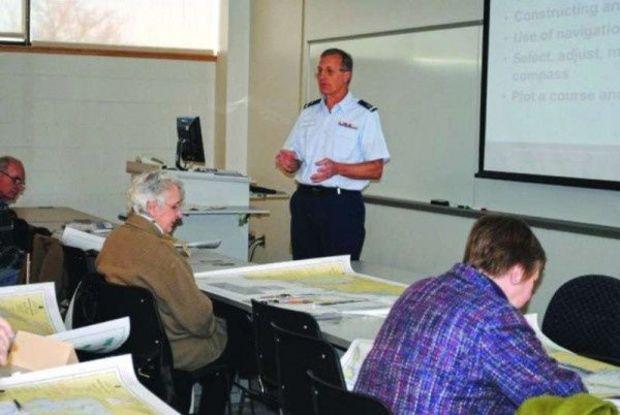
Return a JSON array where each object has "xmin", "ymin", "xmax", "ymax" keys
[{"xmin": 96, "ymin": 170, "xmax": 229, "ymax": 414}]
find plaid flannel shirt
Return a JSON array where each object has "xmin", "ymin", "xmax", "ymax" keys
[{"xmin": 355, "ymin": 263, "xmax": 585, "ymax": 415}]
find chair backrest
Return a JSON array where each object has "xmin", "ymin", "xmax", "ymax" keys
[
  {"xmin": 273, "ymin": 323, "xmax": 345, "ymax": 415},
  {"xmin": 61, "ymin": 245, "xmax": 97, "ymax": 304},
  {"xmin": 71, "ymin": 272, "xmax": 176, "ymax": 402},
  {"xmin": 542, "ymin": 274, "xmax": 620, "ymax": 365},
  {"xmin": 211, "ymin": 297, "xmax": 257, "ymax": 377},
  {"xmin": 307, "ymin": 370, "xmax": 392, "ymax": 415},
  {"xmin": 251, "ymin": 299, "xmax": 322, "ymax": 388}
]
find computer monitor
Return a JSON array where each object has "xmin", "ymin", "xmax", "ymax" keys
[{"xmin": 175, "ymin": 116, "xmax": 205, "ymax": 170}]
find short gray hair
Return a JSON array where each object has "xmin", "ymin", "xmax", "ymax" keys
[
  {"xmin": 127, "ymin": 171, "xmax": 185, "ymax": 215},
  {"xmin": 0, "ymin": 156, "xmax": 23, "ymax": 172},
  {"xmin": 321, "ymin": 48, "xmax": 353, "ymax": 72}
]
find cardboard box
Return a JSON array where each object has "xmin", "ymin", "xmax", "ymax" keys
[{"xmin": 1, "ymin": 331, "xmax": 78, "ymax": 376}]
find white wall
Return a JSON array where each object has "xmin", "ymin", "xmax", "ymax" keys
[
  {"xmin": 304, "ymin": 0, "xmax": 482, "ymax": 40},
  {"xmin": 215, "ymin": 0, "xmax": 251, "ymax": 173},
  {"xmin": 247, "ymin": 0, "xmax": 304, "ymax": 263},
  {"xmin": 0, "ymin": 53, "xmax": 215, "ymax": 221}
]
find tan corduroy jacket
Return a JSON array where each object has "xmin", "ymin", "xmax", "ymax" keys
[{"xmin": 96, "ymin": 213, "xmax": 227, "ymax": 371}]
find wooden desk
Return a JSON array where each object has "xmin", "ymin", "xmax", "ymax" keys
[{"xmin": 13, "ymin": 207, "xmax": 108, "ymax": 233}]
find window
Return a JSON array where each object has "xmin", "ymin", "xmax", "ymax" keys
[
  {"xmin": 1, "ymin": 0, "xmax": 220, "ymax": 58},
  {"xmin": 0, "ymin": 0, "xmax": 26, "ymax": 43}
]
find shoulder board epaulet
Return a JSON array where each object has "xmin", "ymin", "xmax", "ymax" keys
[
  {"xmin": 358, "ymin": 99, "xmax": 377, "ymax": 112},
  {"xmin": 303, "ymin": 99, "xmax": 321, "ymax": 109}
]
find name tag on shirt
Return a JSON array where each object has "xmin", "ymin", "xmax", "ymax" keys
[{"xmin": 338, "ymin": 120, "xmax": 358, "ymax": 130}]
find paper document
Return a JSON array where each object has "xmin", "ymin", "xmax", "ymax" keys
[
  {"xmin": 61, "ymin": 226, "xmax": 109, "ymax": 252},
  {"xmin": 341, "ymin": 338, "xmax": 374, "ymax": 390},
  {"xmin": 174, "ymin": 240, "xmax": 222, "ymax": 258},
  {"xmin": 585, "ymin": 371, "xmax": 620, "ymax": 399},
  {"xmin": 195, "ymin": 256, "xmax": 405, "ymax": 319},
  {"xmin": 194, "ymin": 255, "xmax": 353, "ymax": 279},
  {"xmin": 0, "ymin": 283, "xmax": 65, "ymax": 335},
  {"xmin": 525, "ymin": 313, "xmax": 620, "ymax": 404},
  {"xmin": 185, "ymin": 240, "xmax": 221, "ymax": 249},
  {"xmin": 0, "ymin": 283, "xmax": 130, "ymax": 354},
  {"xmin": 0, "ymin": 354, "xmax": 178, "ymax": 414},
  {"xmin": 64, "ymin": 220, "xmax": 113, "ymax": 233},
  {"xmin": 524, "ymin": 313, "xmax": 570, "ymax": 354},
  {"xmin": 52, "ymin": 317, "xmax": 130, "ymax": 353},
  {"xmin": 341, "ymin": 308, "xmax": 392, "ymax": 318},
  {"xmin": 196, "ymin": 255, "xmax": 405, "ymax": 293},
  {"xmin": 550, "ymin": 351, "xmax": 617, "ymax": 374},
  {"xmin": 524, "ymin": 313, "xmax": 616, "ymax": 372}
]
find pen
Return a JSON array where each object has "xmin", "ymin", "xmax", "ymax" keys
[{"xmin": 318, "ymin": 299, "xmax": 359, "ymax": 306}]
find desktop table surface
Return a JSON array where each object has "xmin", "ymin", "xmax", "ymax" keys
[
  {"xmin": 13, "ymin": 206, "xmax": 110, "ymax": 233},
  {"xmin": 190, "ymin": 252, "xmax": 423, "ymax": 350}
]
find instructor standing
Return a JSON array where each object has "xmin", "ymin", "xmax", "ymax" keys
[{"xmin": 276, "ymin": 48, "xmax": 390, "ymax": 260}]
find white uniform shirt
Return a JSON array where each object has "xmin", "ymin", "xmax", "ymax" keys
[{"xmin": 283, "ymin": 92, "xmax": 390, "ymax": 191}]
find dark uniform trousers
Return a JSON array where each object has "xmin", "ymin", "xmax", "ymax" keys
[{"xmin": 290, "ymin": 184, "xmax": 365, "ymax": 261}]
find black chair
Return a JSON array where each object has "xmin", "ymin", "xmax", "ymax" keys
[
  {"xmin": 542, "ymin": 274, "xmax": 620, "ymax": 365},
  {"xmin": 72, "ymin": 272, "xmax": 231, "ymax": 414},
  {"xmin": 72, "ymin": 272, "xmax": 177, "ymax": 403},
  {"xmin": 61, "ymin": 245, "xmax": 97, "ymax": 308},
  {"xmin": 251, "ymin": 299, "xmax": 322, "ymax": 387},
  {"xmin": 208, "ymin": 298, "xmax": 258, "ymax": 415},
  {"xmin": 307, "ymin": 371, "xmax": 392, "ymax": 415},
  {"xmin": 272, "ymin": 323, "xmax": 345, "ymax": 415},
  {"xmin": 11, "ymin": 216, "xmax": 51, "ymax": 254},
  {"xmin": 238, "ymin": 300, "xmax": 323, "ymax": 413}
]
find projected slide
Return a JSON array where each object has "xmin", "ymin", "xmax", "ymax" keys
[{"xmin": 482, "ymin": 0, "xmax": 620, "ymax": 186}]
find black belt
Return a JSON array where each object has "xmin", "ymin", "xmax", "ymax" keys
[{"xmin": 297, "ymin": 184, "xmax": 360, "ymax": 196}]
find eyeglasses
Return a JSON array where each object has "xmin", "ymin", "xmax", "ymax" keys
[
  {"xmin": 0, "ymin": 170, "xmax": 25, "ymax": 187},
  {"xmin": 315, "ymin": 68, "xmax": 349, "ymax": 77},
  {"xmin": 164, "ymin": 200, "xmax": 183, "ymax": 212}
]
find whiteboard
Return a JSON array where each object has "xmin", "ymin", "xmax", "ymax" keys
[{"xmin": 308, "ymin": 26, "xmax": 482, "ymax": 205}]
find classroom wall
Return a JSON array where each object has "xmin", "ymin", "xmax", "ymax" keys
[
  {"xmin": 0, "ymin": 53, "xmax": 215, "ymax": 221},
  {"xmin": 247, "ymin": 0, "xmax": 620, "ymax": 316},
  {"xmin": 216, "ymin": 0, "xmax": 251, "ymax": 174},
  {"xmin": 247, "ymin": 0, "xmax": 304, "ymax": 263}
]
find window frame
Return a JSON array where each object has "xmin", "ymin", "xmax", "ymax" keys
[
  {"xmin": 0, "ymin": 0, "xmax": 29, "ymax": 44},
  {"xmin": 0, "ymin": 0, "xmax": 218, "ymax": 61}
]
